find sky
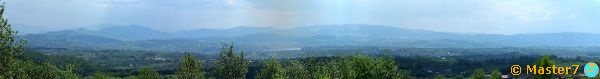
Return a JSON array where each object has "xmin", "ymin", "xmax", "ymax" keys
[{"xmin": 4, "ymin": 0, "xmax": 600, "ymax": 34}]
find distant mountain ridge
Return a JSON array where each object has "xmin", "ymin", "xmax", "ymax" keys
[{"xmin": 20, "ymin": 24, "xmax": 600, "ymax": 52}]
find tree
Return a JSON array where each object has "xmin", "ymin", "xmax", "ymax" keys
[
  {"xmin": 91, "ymin": 71, "xmax": 110, "ymax": 79},
  {"xmin": 12, "ymin": 60, "xmax": 32, "ymax": 79},
  {"xmin": 337, "ymin": 57, "xmax": 356, "ymax": 79},
  {"xmin": 64, "ymin": 64, "xmax": 79, "ymax": 79},
  {"xmin": 302, "ymin": 57, "xmax": 330, "ymax": 79},
  {"xmin": 470, "ymin": 69, "xmax": 485, "ymax": 79},
  {"xmin": 215, "ymin": 43, "xmax": 248, "ymax": 79},
  {"xmin": 397, "ymin": 70, "xmax": 412, "ymax": 79},
  {"xmin": 123, "ymin": 76, "xmax": 138, "ymax": 79},
  {"xmin": 378, "ymin": 54, "xmax": 401, "ymax": 79},
  {"xmin": 312, "ymin": 64, "xmax": 331, "ymax": 79},
  {"xmin": 533, "ymin": 55, "xmax": 554, "ymax": 79},
  {"xmin": 351, "ymin": 55, "xmax": 378, "ymax": 79},
  {"xmin": 256, "ymin": 58, "xmax": 284, "ymax": 79},
  {"xmin": 175, "ymin": 52, "xmax": 205, "ymax": 79},
  {"xmin": 0, "ymin": 2, "xmax": 26, "ymax": 78},
  {"xmin": 284, "ymin": 60, "xmax": 308, "ymax": 79},
  {"xmin": 139, "ymin": 67, "xmax": 160, "ymax": 79},
  {"xmin": 434, "ymin": 75, "xmax": 446, "ymax": 79},
  {"xmin": 490, "ymin": 69, "xmax": 502, "ymax": 79},
  {"xmin": 592, "ymin": 74, "xmax": 600, "ymax": 79},
  {"xmin": 351, "ymin": 54, "xmax": 405, "ymax": 79},
  {"xmin": 30, "ymin": 63, "xmax": 62, "ymax": 79}
]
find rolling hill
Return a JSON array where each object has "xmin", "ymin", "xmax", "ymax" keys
[{"xmin": 20, "ymin": 24, "xmax": 600, "ymax": 52}]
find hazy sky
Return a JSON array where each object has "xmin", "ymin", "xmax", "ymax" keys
[{"xmin": 4, "ymin": 0, "xmax": 600, "ymax": 34}]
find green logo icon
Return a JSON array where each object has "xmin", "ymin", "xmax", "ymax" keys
[{"xmin": 585, "ymin": 62, "xmax": 599, "ymax": 77}]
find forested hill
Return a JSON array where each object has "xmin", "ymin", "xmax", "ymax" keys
[{"xmin": 20, "ymin": 24, "xmax": 600, "ymax": 52}]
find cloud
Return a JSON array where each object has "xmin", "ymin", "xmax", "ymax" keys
[
  {"xmin": 4, "ymin": 0, "xmax": 600, "ymax": 34},
  {"xmin": 395, "ymin": 0, "xmax": 561, "ymax": 34},
  {"xmin": 4, "ymin": 0, "xmax": 107, "ymax": 32}
]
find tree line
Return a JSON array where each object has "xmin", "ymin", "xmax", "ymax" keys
[{"xmin": 155, "ymin": 44, "xmax": 411, "ymax": 79}]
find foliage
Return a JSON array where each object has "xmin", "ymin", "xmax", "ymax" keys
[
  {"xmin": 350, "ymin": 55, "xmax": 405, "ymax": 79},
  {"xmin": 31, "ymin": 63, "xmax": 62, "ymax": 79},
  {"xmin": 303, "ymin": 57, "xmax": 333, "ymax": 79},
  {"xmin": 215, "ymin": 43, "xmax": 248, "ymax": 79},
  {"xmin": 123, "ymin": 76, "xmax": 138, "ymax": 79},
  {"xmin": 490, "ymin": 69, "xmax": 501, "ymax": 79},
  {"xmin": 13, "ymin": 47, "xmax": 570, "ymax": 79},
  {"xmin": 256, "ymin": 58, "xmax": 284, "ymax": 79},
  {"xmin": 350, "ymin": 55, "xmax": 377, "ymax": 78},
  {"xmin": 337, "ymin": 57, "xmax": 357, "ymax": 79},
  {"xmin": 65, "ymin": 64, "xmax": 79, "ymax": 79},
  {"xmin": 312, "ymin": 63, "xmax": 331, "ymax": 79},
  {"xmin": 379, "ymin": 54, "xmax": 401, "ymax": 79},
  {"xmin": 283, "ymin": 60, "xmax": 308, "ymax": 79},
  {"xmin": 139, "ymin": 67, "xmax": 160, "ymax": 79},
  {"xmin": 0, "ymin": 2, "xmax": 26, "ymax": 78},
  {"xmin": 593, "ymin": 74, "xmax": 600, "ymax": 79},
  {"xmin": 397, "ymin": 70, "xmax": 411, "ymax": 79},
  {"xmin": 434, "ymin": 75, "xmax": 446, "ymax": 79},
  {"xmin": 175, "ymin": 52, "xmax": 205, "ymax": 79},
  {"xmin": 533, "ymin": 55, "xmax": 554, "ymax": 79},
  {"xmin": 91, "ymin": 71, "xmax": 110, "ymax": 79},
  {"xmin": 470, "ymin": 68, "xmax": 485, "ymax": 79}
]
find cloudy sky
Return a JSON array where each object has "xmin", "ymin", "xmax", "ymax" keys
[{"xmin": 4, "ymin": 0, "xmax": 600, "ymax": 34}]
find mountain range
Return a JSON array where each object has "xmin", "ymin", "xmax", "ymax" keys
[{"xmin": 21, "ymin": 24, "xmax": 600, "ymax": 52}]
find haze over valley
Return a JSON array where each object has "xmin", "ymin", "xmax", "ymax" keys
[{"xmin": 21, "ymin": 24, "xmax": 600, "ymax": 54}]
